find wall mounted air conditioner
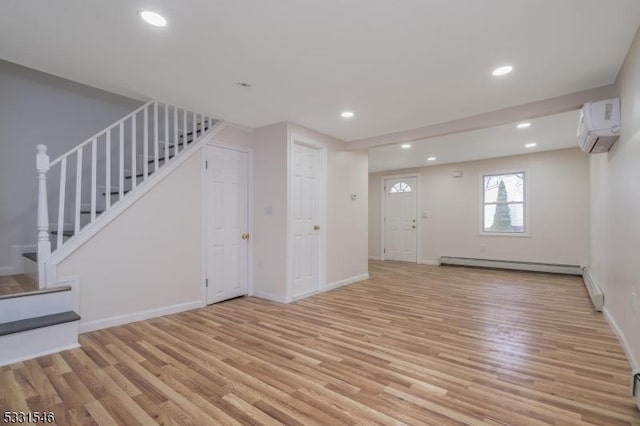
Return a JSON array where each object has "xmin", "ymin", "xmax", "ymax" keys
[{"xmin": 577, "ymin": 98, "xmax": 620, "ymax": 153}]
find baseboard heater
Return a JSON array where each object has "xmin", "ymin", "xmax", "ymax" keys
[
  {"xmin": 581, "ymin": 266, "xmax": 604, "ymax": 312},
  {"xmin": 439, "ymin": 256, "xmax": 582, "ymax": 275}
]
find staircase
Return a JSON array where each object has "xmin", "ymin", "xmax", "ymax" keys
[{"xmin": 0, "ymin": 101, "xmax": 221, "ymax": 367}]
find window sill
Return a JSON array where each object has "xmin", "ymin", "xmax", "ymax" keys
[{"xmin": 479, "ymin": 231, "xmax": 530, "ymax": 238}]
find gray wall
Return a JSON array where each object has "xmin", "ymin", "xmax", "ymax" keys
[{"xmin": 0, "ymin": 60, "xmax": 142, "ymax": 270}]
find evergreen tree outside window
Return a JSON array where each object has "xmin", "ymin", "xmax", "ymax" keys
[{"xmin": 482, "ymin": 172, "xmax": 526, "ymax": 234}]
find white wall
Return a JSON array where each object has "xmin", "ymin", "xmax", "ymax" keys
[
  {"xmin": 0, "ymin": 60, "xmax": 142, "ymax": 271},
  {"xmin": 369, "ymin": 148, "xmax": 590, "ymax": 265},
  {"xmin": 58, "ymin": 153, "xmax": 203, "ymax": 331},
  {"xmin": 590, "ymin": 27, "xmax": 640, "ymax": 370},
  {"xmin": 252, "ymin": 123, "xmax": 289, "ymax": 300},
  {"xmin": 214, "ymin": 124, "xmax": 255, "ymax": 149}
]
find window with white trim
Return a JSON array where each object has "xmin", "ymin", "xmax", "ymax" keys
[
  {"xmin": 389, "ymin": 182, "xmax": 412, "ymax": 193},
  {"xmin": 482, "ymin": 172, "xmax": 526, "ymax": 234}
]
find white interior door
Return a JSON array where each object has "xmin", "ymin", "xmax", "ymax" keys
[
  {"xmin": 206, "ymin": 146, "xmax": 249, "ymax": 304},
  {"xmin": 292, "ymin": 143, "xmax": 321, "ymax": 298},
  {"xmin": 384, "ymin": 176, "xmax": 418, "ymax": 262}
]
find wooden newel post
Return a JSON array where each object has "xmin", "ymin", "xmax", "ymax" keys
[{"xmin": 36, "ymin": 144, "xmax": 51, "ymax": 287}]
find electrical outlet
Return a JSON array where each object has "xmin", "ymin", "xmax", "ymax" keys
[{"xmin": 632, "ymin": 369, "xmax": 640, "ymax": 410}]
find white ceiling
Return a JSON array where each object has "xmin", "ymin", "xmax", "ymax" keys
[
  {"xmin": 368, "ymin": 110, "xmax": 581, "ymax": 172},
  {"xmin": 0, "ymin": 1, "xmax": 638, "ymax": 142}
]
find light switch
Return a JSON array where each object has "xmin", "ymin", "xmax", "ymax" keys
[
  {"xmin": 264, "ymin": 206, "xmax": 272, "ymax": 215},
  {"xmin": 421, "ymin": 212, "xmax": 428, "ymax": 219}
]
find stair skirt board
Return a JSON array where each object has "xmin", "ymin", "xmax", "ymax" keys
[
  {"xmin": 0, "ymin": 321, "xmax": 79, "ymax": 367},
  {"xmin": 439, "ymin": 256, "xmax": 582, "ymax": 275},
  {"xmin": 78, "ymin": 300, "xmax": 204, "ymax": 334},
  {"xmin": 0, "ymin": 287, "xmax": 73, "ymax": 322},
  {"xmin": 581, "ymin": 266, "xmax": 605, "ymax": 311}
]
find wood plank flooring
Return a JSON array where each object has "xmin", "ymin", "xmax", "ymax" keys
[
  {"xmin": 1, "ymin": 261, "xmax": 639, "ymax": 425},
  {"xmin": 0, "ymin": 274, "xmax": 38, "ymax": 297}
]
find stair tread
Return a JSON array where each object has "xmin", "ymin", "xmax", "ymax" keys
[
  {"xmin": 180, "ymin": 124, "xmax": 211, "ymax": 138},
  {"xmin": 50, "ymin": 230, "xmax": 74, "ymax": 237},
  {"xmin": 103, "ymin": 190, "xmax": 132, "ymax": 196},
  {"xmin": 124, "ymin": 171, "xmax": 154, "ymax": 180},
  {"xmin": 147, "ymin": 154, "xmax": 176, "ymax": 164},
  {"xmin": 0, "ymin": 285, "xmax": 72, "ymax": 301},
  {"xmin": 143, "ymin": 126, "xmax": 211, "ymax": 164},
  {"xmin": 0, "ymin": 311, "xmax": 80, "ymax": 337},
  {"xmin": 22, "ymin": 252, "xmax": 37, "ymax": 262}
]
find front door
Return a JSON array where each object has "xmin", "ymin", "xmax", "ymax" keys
[
  {"xmin": 384, "ymin": 176, "xmax": 417, "ymax": 262},
  {"xmin": 292, "ymin": 142, "xmax": 321, "ymax": 298},
  {"xmin": 206, "ymin": 146, "xmax": 249, "ymax": 304}
]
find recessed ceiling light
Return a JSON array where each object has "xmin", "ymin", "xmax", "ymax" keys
[
  {"xmin": 517, "ymin": 122, "xmax": 531, "ymax": 129},
  {"xmin": 525, "ymin": 143, "xmax": 537, "ymax": 148},
  {"xmin": 401, "ymin": 143, "xmax": 411, "ymax": 149},
  {"xmin": 492, "ymin": 65, "xmax": 513, "ymax": 76},
  {"xmin": 427, "ymin": 156, "xmax": 436, "ymax": 161},
  {"xmin": 340, "ymin": 111, "xmax": 355, "ymax": 118},
  {"xmin": 140, "ymin": 10, "xmax": 167, "ymax": 27}
]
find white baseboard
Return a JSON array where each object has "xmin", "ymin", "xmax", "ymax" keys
[
  {"xmin": 79, "ymin": 300, "xmax": 204, "ymax": 333},
  {"xmin": 251, "ymin": 274, "xmax": 370, "ymax": 304},
  {"xmin": 368, "ymin": 256, "xmax": 383, "ymax": 261},
  {"xmin": 440, "ymin": 256, "xmax": 582, "ymax": 275},
  {"xmin": 326, "ymin": 273, "xmax": 369, "ymax": 291},
  {"xmin": 0, "ymin": 244, "xmax": 37, "ymax": 276},
  {"xmin": 291, "ymin": 290, "xmax": 319, "ymax": 302},
  {"xmin": 250, "ymin": 290, "xmax": 288, "ymax": 304},
  {"xmin": 419, "ymin": 259, "xmax": 441, "ymax": 266},
  {"xmin": 603, "ymin": 307, "xmax": 639, "ymax": 371}
]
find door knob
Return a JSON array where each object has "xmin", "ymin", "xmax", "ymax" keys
[
  {"xmin": 314, "ymin": 225, "xmax": 320, "ymax": 231},
  {"xmin": 412, "ymin": 225, "xmax": 416, "ymax": 229},
  {"xmin": 241, "ymin": 233, "xmax": 250, "ymax": 240}
]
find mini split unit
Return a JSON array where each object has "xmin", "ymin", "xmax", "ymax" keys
[{"xmin": 577, "ymin": 97, "xmax": 621, "ymax": 153}]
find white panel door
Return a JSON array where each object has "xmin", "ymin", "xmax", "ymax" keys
[
  {"xmin": 206, "ymin": 146, "xmax": 249, "ymax": 304},
  {"xmin": 292, "ymin": 143, "xmax": 320, "ymax": 298},
  {"xmin": 384, "ymin": 177, "xmax": 417, "ymax": 262}
]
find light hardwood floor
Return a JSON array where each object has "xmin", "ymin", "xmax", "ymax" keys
[
  {"xmin": 1, "ymin": 261, "xmax": 638, "ymax": 425},
  {"xmin": 0, "ymin": 274, "xmax": 38, "ymax": 297}
]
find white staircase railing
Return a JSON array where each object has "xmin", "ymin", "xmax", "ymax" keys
[{"xmin": 36, "ymin": 101, "xmax": 218, "ymax": 285}]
